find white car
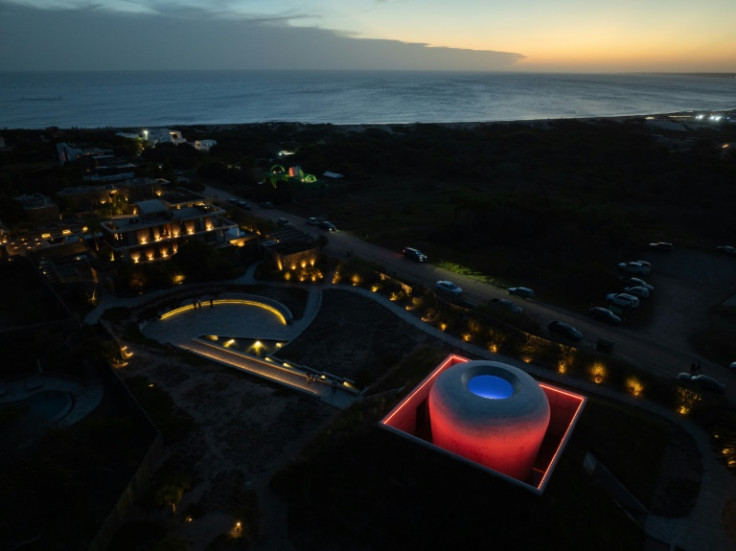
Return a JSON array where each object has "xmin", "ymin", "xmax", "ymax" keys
[
  {"xmin": 436, "ymin": 280, "xmax": 463, "ymax": 296},
  {"xmin": 623, "ymin": 285, "xmax": 650, "ymax": 299},
  {"xmin": 618, "ymin": 260, "xmax": 651, "ymax": 275},
  {"xmin": 606, "ymin": 292, "xmax": 640, "ymax": 309}
]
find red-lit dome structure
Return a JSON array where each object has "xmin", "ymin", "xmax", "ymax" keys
[{"xmin": 428, "ymin": 360, "xmax": 551, "ymax": 480}]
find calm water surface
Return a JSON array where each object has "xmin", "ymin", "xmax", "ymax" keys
[{"xmin": 1, "ymin": 71, "xmax": 734, "ymax": 129}]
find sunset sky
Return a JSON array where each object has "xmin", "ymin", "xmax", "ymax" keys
[{"xmin": 2, "ymin": 0, "xmax": 735, "ymax": 72}]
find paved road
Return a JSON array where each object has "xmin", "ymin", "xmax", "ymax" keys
[{"xmin": 203, "ymin": 185, "xmax": 736, "ymax": 401}]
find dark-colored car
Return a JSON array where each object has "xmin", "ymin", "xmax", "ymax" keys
[
  {"xmin": 548, "ymin": 320, "xmax": 583, "ymax": 341},
  {"xmin": 318, "ymin": 220, "xmax": 337, "ymax": 231},
  {"xmin": 648, "ymin": 241, "xmax": 673, "ymax": 251},
  {"xmin": 436, "ymin": 280, "xmax": 463, "ymax": 296},
  {"xmin": 588, "ymin": 306, "xmax": 622, "ymax": 325},
  {"xmin": 508, "ymin": 286, "xmax": 534, "ymax": 299},
  {"xmin": 677, "ymin": 373, "xmax": 726, "ymax": 394},
  {"xmin": 618, "ymin": 276, "xmax": 654, "ymax": 291},
  {"xmin": 403, "ymin": 247, "xmax": 427, "ymax": 262},
  {"xmin": 260, "ymin": 201, "xmax": 274, "ymax": 209},
  {"xmin": 491, "ymin": 298, "xmax": 523, "ymax": 314}
]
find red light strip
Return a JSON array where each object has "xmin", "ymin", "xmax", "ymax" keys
[
  {"xmin": 534, "ymin": 384, "xmax": 586, "ymax": 491},
  {"xmin": 381, "ymin": 354, "xmax": 468, "ymax": 426}
]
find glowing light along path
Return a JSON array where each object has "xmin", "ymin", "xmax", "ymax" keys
[
  {"xmin": 159, "ymin": 299, "xmax": 287, "ymax": 325},
  {"xmin": 467, "ymin": 375, "xmax": 514, "ymax": 399}
]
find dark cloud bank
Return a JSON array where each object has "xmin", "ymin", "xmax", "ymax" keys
[{"xmin": 0, "ymin": 2, "xmax": 524, "ymax": 71}]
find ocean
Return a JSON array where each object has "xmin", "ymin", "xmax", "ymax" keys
[{"xmin": 1, "ymin": 70, "xmax": 734, "ymax": 130}]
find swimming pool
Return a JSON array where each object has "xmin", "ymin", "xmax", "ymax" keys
[{"xmin": 3, "ymin": 390, "xmax": 73, "ymax": 426}]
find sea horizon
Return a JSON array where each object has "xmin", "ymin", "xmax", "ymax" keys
[{"xmin": 1, "ymin": 70, "xmax": 734, "ymax": 130}]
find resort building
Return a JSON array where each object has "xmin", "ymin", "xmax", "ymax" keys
[
  {"xmin": 261, "ymin": 227, "xmax": 319, "ymax": 273},
  {"xmin": 100, "ymin": 198, "xmax": 239, "ymax": 263},
  {"xmin": 15, "ymin": 193, "xmax": 60, "ymax": 225},
  {"xmin": 57, "ymin": 178, "xmax": 169, "ymax": 213}
]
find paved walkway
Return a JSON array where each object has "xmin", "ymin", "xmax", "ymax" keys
[{"xmin": 128, "ymin": 265, "xmax": 357, "ymax": 409}]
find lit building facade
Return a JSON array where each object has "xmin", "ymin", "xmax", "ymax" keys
[{"xmin": 100, "ymin": 199, "xmax": 239, "ymax": 263}]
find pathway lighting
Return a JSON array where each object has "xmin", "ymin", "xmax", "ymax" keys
[
  {"xmin": 589, "ymin": 362, "xmax": 606, "ymax": 384},
  {"xmin": 625, "ymin": 377, "xmax": 644, "ymax": 398}
]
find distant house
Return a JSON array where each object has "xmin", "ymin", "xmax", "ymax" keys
[
  {"xmin": 146, "ymin": 128, "xmax": 187, "ymax": 146},
  {"xmin": 84, "ymin": 161, "xmax": 138, "ymax": 183},
  {"xmin": 57, "ymin": 142, "xmax": 114, "ymax": 165},
  {"xmin": 192, "ymin": 139, "xmax": 217, "ymax": 152},
  {"xmin": 99, "ymin": 199, "xmax": 239, "ymax": 263},
  {"xmin": 115, "ymin": 131, "xmax": 145, "ymax": 141}
]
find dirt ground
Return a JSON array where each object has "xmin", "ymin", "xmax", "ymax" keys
[
  {"xmin": 110, "ymin": 287, "xmax": 439, "ymax": 550},
  {"xmin": 116, "ymin": 342, "xmax": 339, "ymax": 550}
]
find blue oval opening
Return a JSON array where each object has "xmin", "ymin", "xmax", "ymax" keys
[{"xmin": 468, "ymin": 374, "xmax": 513, "ymax": 399}]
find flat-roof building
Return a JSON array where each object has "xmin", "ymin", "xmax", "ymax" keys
[{"xmin": 100, "ymin": 199, "xmax": 239, "ymax": 263}]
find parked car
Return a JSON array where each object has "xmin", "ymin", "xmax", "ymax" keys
[
  {"xmin": 403, "ymin": 247, "xmax": 427, "ymax": 263},
  {"xmin": 618, "ymin": 260, "xmax": 651, "ymax": 275},
  {"xmin": 587, "ymin": 306, "xmax": 622, "ymax": 325},
  {"xmin": 618, "ymin": 276, "xmax": 654, "ymax": 291},
  {"xmin": 623, "ymin": 285, "xmax": 650, "ymax": 299},
  {"xmin": 491, "ymin": 298, "xmax": 523, "ymax": 314},
  {"xmin": 648, "ymin": 241, "xmax": 673, "ymax": 251},
  {"xmin": 677, "ymin": 373, "xmax": 726, "ymax": 394},
  {"xmin": 277, "ymin": 217, "xmax": 291, "ymax": 228},
  {"xmin": 508, "ymin": 286, "xmax": 534, "ymax": 298},
  {"xmin": 606, "ymin": 292, "xmax": 639, "ymax": 309},
  {"xmin": 306, "ymin": 216, "xmax": 319, "ymax": 225},
  {"xmin": 548, "ymin": 321, "xmax": 583, "ymax": 341},
  {"xmin": 260, "ymin": 201, "xmax": 274, "ymax": 209},
  {"xmin": 717, "ymin": 245, "xmax": 736, "ymax": 257},
  {"xmin": 436, "ymin": 280, "xmax": 463, "ymax": 296},
  {"xmin": 729, "ymin": 361, "xmax": 736, "ymax": 372},
  {"xmin": 236, "ymin": 200, "xmax": 251, "ymax": 210},
  {"xmin": 318, "ymin": 220, "xmax": 337, "ymax": 232}
]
